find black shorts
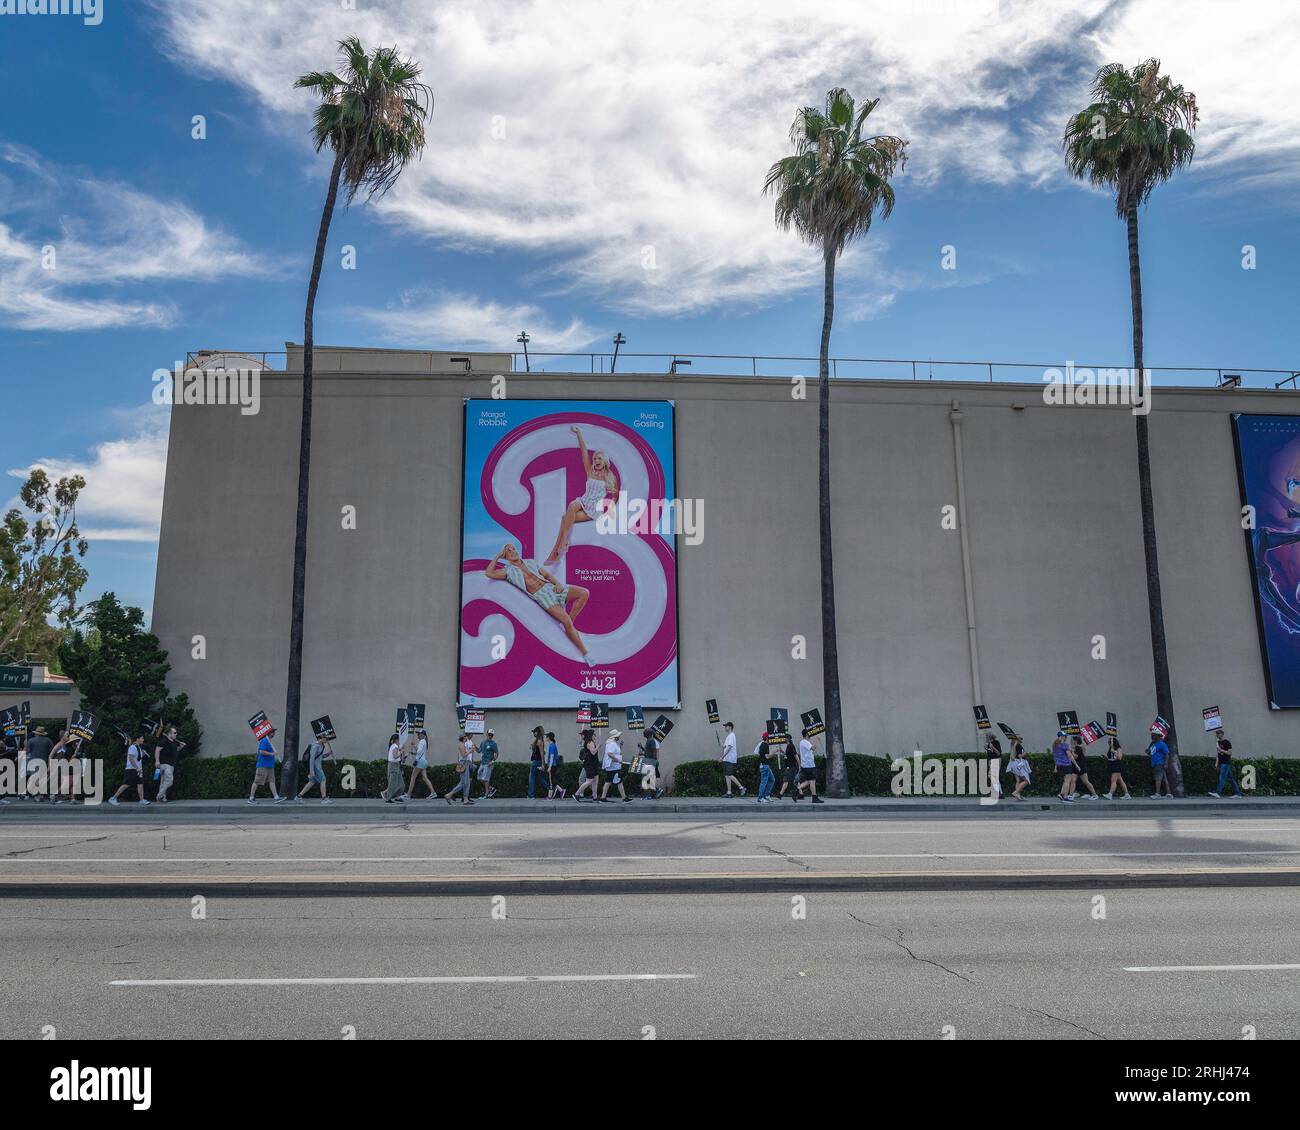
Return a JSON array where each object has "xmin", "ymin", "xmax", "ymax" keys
[
  {"xmin": 601, "ymin": 769, "xmax": 622, "ymax": 786},
  {"xmin": 782, "ymin": 767, "xmax": 799, "ymax": 784},
  {"xmin": 722, "ymin": 761, "xmax": 738, "ymax": 775},
  {"xmin": 1055, "ymin": 764, "xmax": 1073, "ymax": 780},
  {"xmin": 123, "ymin": 769, "xmax": 141, "ymax": 787},
  {"xmin": 799, "ymin": 766, "xmax": 817, "ymax": 783}
]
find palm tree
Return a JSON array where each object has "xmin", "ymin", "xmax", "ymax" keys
[
  {"xmin": 764, "ymin": 89, "xmax": 907, "ymax": 797},
  {"xmin": 1064, "ymin": 59, "xmax": 1197, "ymax": 794},
  {"xmin": 281, "ymin": 39, "xmax": 432, "ymax": 795}
]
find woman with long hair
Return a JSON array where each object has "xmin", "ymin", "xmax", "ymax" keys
[
  {"xmin": 544, "ymin": 426, "xmax": 618, "ymax": 565},
  {"xmin": 407, "ymin": 728, "xmax": 437, "ymax": 799}
]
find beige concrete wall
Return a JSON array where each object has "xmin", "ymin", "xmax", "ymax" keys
[{"xmin": 152, "ymin": 361, "xmax": 1298, "ymax": 773}]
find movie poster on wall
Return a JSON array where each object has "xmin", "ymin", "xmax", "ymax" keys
[
  {"xmin": 1232, "ymin": 414, "xmax": 1300, "ymax": 708},
  {"xmin": 459, "ymin": 400, "xmax": 681, "ymax": 708}
]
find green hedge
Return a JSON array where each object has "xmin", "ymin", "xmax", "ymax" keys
[{"xmin": 671, "ymin": 751, "xmax": 1300, "ymax": 797}]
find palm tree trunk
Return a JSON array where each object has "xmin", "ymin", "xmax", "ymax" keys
[
  {"xmin": 819, "ymin": 242, "xmax": 847, "ymax": 797},
  {"xmin": 1126, "ymin": 201, "xmax": 1181, "ymax": 795},
  {"xmin": 282, "ymin": 149, "xmax": 344, "ymax": 798}
]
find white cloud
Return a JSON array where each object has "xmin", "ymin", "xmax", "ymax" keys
[
  {"xmin": 149, "ymin": 0, "xmax": 1300, "ymax": 319},
  {"xmin": 0, "ymin": 144, "xmax": 272, "ymax": 332},
  {"xmin": 364, "ymin": 289, "xmax": 600, "ymax": 352},
  {"xmin": 7, "ymin": 406, "xmax": 169, "ymax": 543}
]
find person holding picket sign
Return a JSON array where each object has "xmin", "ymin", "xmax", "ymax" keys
[{"xmin": 248, "ymin": 727, "xmax": 283, "ymax": 804}]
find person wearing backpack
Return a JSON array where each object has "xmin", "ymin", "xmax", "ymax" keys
[{"xmin": 296, "ymin": 734, "xmax": 334, "ymax": 804}]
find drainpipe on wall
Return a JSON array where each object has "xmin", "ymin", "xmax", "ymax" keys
[{"xmin": 949, "ymin": 401, "xmax": 983, "ymax": 754}]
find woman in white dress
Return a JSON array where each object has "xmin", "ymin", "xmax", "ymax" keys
[{"xmin": 544, "ymin": 426, "xmax": 618, "ymax": 565}]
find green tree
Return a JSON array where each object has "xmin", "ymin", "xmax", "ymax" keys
[
  {"xmin": 1064, "ymin": 59, "xmax": 1197, "ymax": 794},
  {"xmin": 764, "ymin": 88, "xmax": 907, "ymax": 796},
  {"xmin": 283, "ymin": 38, "xmax": 432, "ymax": 794},
  {"xmin": 57, "ymin": 593, "xmax": 201, "ymax": 763},
  {"xmin": 0, "ymin": 469, "xmax": 89, "ymax": 665}
]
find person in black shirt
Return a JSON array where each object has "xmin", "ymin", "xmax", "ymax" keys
[
  {"xmin": 1210, "ymin": 729, "xmax": 1241, "ymax": 798},
  {"xmin": 1104, "ymin": 736, "xmax": 1131, "ymax": 799},
  {"xmin": 1071, "ymin": 735, "xmax": 1099, "ymax": 799},
  {"xmin": 777, "ymin": 739, "xmax": 801, "ymax": 802},
  {"xmin": 983, "ymin": 735, "xmax": 1003, "ymax": 800},
  {"xmin": 573, "ymin": 729, "xmax": 601, "ymax": 802},
  {"xmin": 152, "ymin": 725, "xmax": 186, "ymax": 802}
]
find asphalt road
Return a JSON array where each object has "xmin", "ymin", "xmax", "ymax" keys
[
  {"xmin": 2, "ymin": 889, "xmax": 1297, "ymax": 1039},
  {"xmin": 1, "ymin": 808, "xmax": 1298, "ymax": 890}
]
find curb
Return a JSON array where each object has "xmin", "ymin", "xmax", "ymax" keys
[{"xmin": 4, "ymin": 867, "xmax": 1298, "ymax": 898}]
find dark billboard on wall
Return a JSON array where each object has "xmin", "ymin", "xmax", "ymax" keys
[
  {"xmin": 1232, "ymin": 413, "xmax": 1300, "ymax": 708},
  {"xmin": 458, "ymin": 400, "xmax": 680, "ymax": 708}
]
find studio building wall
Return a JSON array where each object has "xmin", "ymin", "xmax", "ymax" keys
[{"xmin": 151, "ymin": 349, "xmax": 1299, "ymax": 776}]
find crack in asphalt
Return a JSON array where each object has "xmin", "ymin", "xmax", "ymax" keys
[
  {"xmin": 4, "ymin": 835, "xmax": 110, "ymax": 858},
  {"xmin": 846, "ymin": 912, "xmax": 975, "ymax": 983}
]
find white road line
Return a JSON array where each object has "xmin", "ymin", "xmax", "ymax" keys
[
  {"xmin": 6, "ymin": 849, "xmax": 1300, "ymax": 863},
  {"xmin": 110, "ymin": 974, "xmax": 696, "ymax": 987},
  {"xmin": 1125, "ymin": 963, "xmax": 1300, "ymax": 973}
]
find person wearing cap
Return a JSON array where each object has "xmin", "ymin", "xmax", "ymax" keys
[
  {"xmin": 1051, "ymin": 731, "xmax": 1076, "ymax": 803},
  {"xmin": 248, "ymin": 726, "xmax": 283, "ymax": 804},
  {"xmin": 754, "ymin": 731, "xmax": 775, "ymax": 803},
  {"xmin": 1209, "ymin": 728, "xmax": 1241, "ymax": 798},
  {"xmin": 600, "ymin": 729, "xmax": 630, "ymax": 802},
  {"xmin": 477, "ymin": 729, "xmax": 499, "ymax": 799},
  {"xmin": 1147, "ymin": 728, "xmax": 1173, "ymax": 797},
  {"xmin": 528, "ymin": 725, "xmax": 547, "ymax": 799},
  {"xmin": 405, "ymin": 728, "xmax": 436, "ymax": 800},
  {"xmin": 543, "ymin": 730, "xmax": 566, "ymax": 799},
  {"xmin": 574, "ymin": 728, "xmax": 601, "ymax": 801},
  {"xmin": 720, "ymin": 721, "xmax": 745, "ymax": 797}
]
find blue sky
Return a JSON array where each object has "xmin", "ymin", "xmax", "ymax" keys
[{"xmin": 1, "ymin": 0, "xmax": 1297, "ymax": 616}]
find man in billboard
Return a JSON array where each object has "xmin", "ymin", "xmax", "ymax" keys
[{"xmin": 483, "ymin": 544, "xmax": 594, "ymax": 666}]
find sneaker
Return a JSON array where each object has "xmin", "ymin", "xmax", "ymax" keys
[
  {"xmin": 109, "ymin": 797, "xmax": 120, "ymax": 806},
  {"xmin": 1104, "ymin": 792, "xmax": 1113, "ymax": 799},
  {"xmin": 246, "ymin": 797, "xmax": 256, "ymax": 805},
  {"xmin": 462, "ymin": 799, "xmax": 474, "ymax": 806},
  {"xmin": 791, "ymin": 793, "xmax": 800, "ymax": 802},
  {"xmin": 321, "ymin": 798, "xmax": 334, "ymax": 805},
  {"xmin": 140, "ymin": 799, "xmax": 151, "ymax": 806},
  {"xmin": 273, "ymin": 796, "xmax": 286, "ymax": 804},
  {"xmin": 1121, "ymin": 793, "xmax": 1132, "ymax": 799},
  {"xmin": 1208, "ymin": 791, "xmax": 1220, "ymax": 798},
  {"xmin": 811, "ymin": 796, "xmax": 825, "ymax": 804},
  {"xmin": 623, "ymin": 797, "xmax": 632, "ymax": 803},
  {"xmin": 1230, "ymin": 793, "xmax": 1242, "ymax": 799},
  {"xmin": 1082, "ymin": 794, "xmax": 1097, "ymax": 800},
  {"xmin": 293, "ymin": 797, "xmax": 305, "ymax": 805},
  {"xmin": 1014, "ymin": 794, "xmax": 1025, "ymax": 801},
  {"xmin": 739, "ymin": 787, "xmax": 747, "ymax": 796}
]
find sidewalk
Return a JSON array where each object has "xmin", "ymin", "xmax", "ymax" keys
[{"xmin": 6, "ymin": 794, "xmax": 1298, "ymax": 817}]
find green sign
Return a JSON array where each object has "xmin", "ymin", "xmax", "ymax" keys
[{"xmin": 0, "ymin": 666, "xmax": 33, "ymax": 692}]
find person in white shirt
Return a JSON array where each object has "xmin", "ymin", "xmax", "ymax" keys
[
  {"xmin": 600, "ymin": 729, "xmax": 630, "ymax": 802},
  {"xmin": 407, "ymin": 729, "xmax": 437, "ymax": 799},
  {"xmin": 382, "ymin": 732, "xmax": 406, "ymax": 803},
  {"xmin": 108, "ymin": 735, "xmax": 151, "ymax": 806},
  {"xmin": 719, "ymin": 721, "xmax": 745, "ymax": 797},
  {"xmin": 795, "ymin": 734, "xmax": 824, "ymax": 804}
]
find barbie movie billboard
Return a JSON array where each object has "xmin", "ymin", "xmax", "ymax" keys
[{"xmin": 458, "ymin": 400, "xmax": 680, "ymax": 708}]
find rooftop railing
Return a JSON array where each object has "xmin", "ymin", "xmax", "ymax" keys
[{"xmin": 186, "ymin": 350, "xmax": 1300, "ymax": 389}]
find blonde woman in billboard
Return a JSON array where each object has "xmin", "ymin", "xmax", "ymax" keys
[
  {"xmin": 484, "ymin": 543, "xmax": 594, "ymax": 665},
  {"xmin": 544, "ymin": 426, "xmax": 618, "ymax": 565}
]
